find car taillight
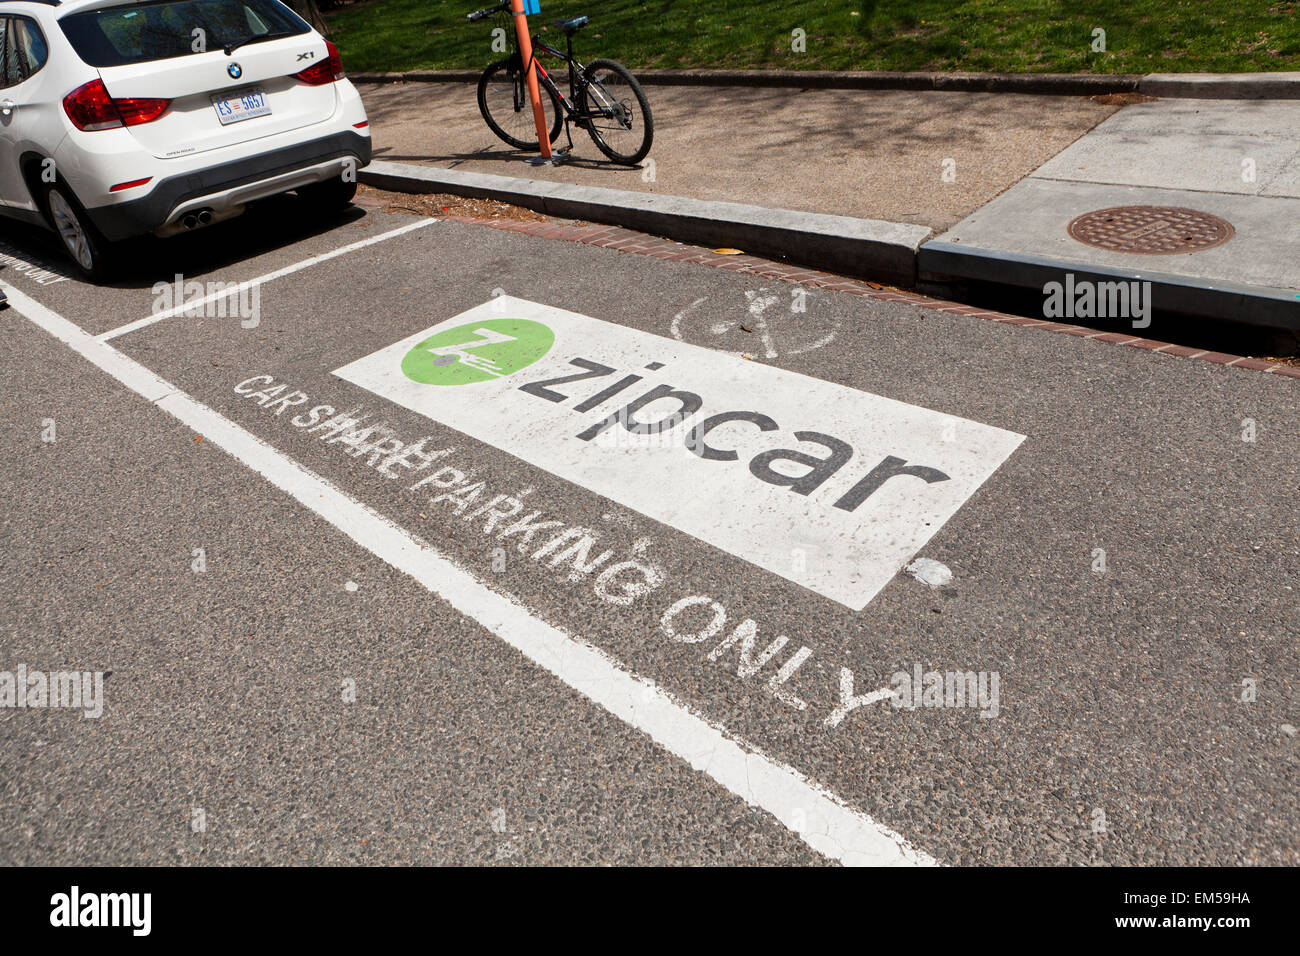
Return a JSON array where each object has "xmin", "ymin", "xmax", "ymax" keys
[
  {"xmin": 63, "ymin": 79, "xmax": 170, "ymax": 131},
  {"xmin": 62, "ymin": 80, "xmax": 119, "ymax": 131},
  {"xmin": 115, "ymin": 96, "xmax": 171, "ymax": 126},
  {"xmin": 294, "ymin": 41, "xmax": 344, "ymax": 86},
  {"xmin": 327, "ymin": 40, "xmax": 345, "ymax": 80}
]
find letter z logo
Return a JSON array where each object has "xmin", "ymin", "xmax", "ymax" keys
[{"xmin": 401, "ymin": 319, "xmax": 555, "ymax": 386}]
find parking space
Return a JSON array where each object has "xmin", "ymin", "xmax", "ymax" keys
[
  {"xmin": 2, "ymin": 203, "xmax": 1297, "ymax": 866},
  {"xmin": 0, "ymin": 196, "xmax": 418, "ymax": 337},
  {"xmin": 1, "ymin": 307, "xmax": 825, "ymax": 866}
]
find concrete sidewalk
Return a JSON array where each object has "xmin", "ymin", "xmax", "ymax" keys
[
  {"xmin": 358, "ymin": 81, "xmax": 1117, "ymax": 232},
  {"xmin": 922, "ymin": 98, "xmax": 1300, "ymax": 340}
]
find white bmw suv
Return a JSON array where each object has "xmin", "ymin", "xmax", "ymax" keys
[{"xmin": 0, "ymin": 0, "xmax": 371, "ymax": 280}]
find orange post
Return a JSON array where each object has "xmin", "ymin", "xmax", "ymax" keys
[{"xmin": 509, "ymin": 0, "xmax": 552, "ymax": 160}]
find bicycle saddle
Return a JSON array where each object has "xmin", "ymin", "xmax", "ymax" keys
[{"xmin": 554, "ymin": 15, "xmax": 589, "ymax": 34}]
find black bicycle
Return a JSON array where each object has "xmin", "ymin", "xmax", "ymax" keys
[{"xmin": 466, "ymin": 2, "xmax": 654, "ymax": 165}]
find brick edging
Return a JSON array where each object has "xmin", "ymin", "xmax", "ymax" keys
[{"xmin": 436, "ymin": 213, "xmax": 1300, "ymax": 378}]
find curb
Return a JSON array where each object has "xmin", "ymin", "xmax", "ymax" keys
[
  {"xmin": 360, "ymin": 160, "xmax": 931, "ymax": 287},
  {"xmin": 354, "ymin": 70, "xmax": 481, "ymax": 84},
  {"xmin": 350, "ymin": 68, "xmax": 1139, "ymax": 96},
  {"xmin": 359, "ymin": 163, "xmax": 1300, "ymax": 354},
  {"xmin": 348, "ymin": 68, "xmax": 1300, "ymax": 98},
  {"xmin": 918, "ymin": 242, "xmax": 1300, "ymax": 343},
  {"xmin": 415, "ymin": 209, "xmax": 1300, "ymax": 379},
  {"xmin": 1139, "ymin": 72, "xmax": 1300, "ymax": 99}
]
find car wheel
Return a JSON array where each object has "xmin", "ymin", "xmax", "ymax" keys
[
  {"xmin": 298, "ymin": 176, "xmax": 357, "ymax": 211},
  {"xmin": 44, "ymin": 184, "xmax": 113, "ymax": 282}
]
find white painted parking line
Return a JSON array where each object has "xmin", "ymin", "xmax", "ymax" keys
[
  {"xmin": 96, "ymin": 218, "xmax": 438, "ymax": 342},
  {"xmin": 4, "ymin": 280, "xmax": 937, "ymax": 867},
  {"xmin": 336, "ymin": 296, "xmax": 1025, "ymax": 610}
]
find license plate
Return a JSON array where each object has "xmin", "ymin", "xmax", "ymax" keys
[{"xmin": 212, "ymin": 87, "xmax": 270, "ymax": 125}]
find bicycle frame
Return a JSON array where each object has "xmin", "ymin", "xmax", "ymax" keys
[
  {"xmin": 489, "ymin": 10, "xmax": 624, "ymax": 128},
  {"xmin": 527, "ymin": 37, "xmax": 583, "ymax": 115}
]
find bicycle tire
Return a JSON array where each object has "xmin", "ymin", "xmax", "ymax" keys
[
  {"xmin": 577, "ymin": 58, "xmax": 654, "ymax": 166},
  {"xmin": 477, "ymin": 57, "xmax": 564, "ymax": 151}
]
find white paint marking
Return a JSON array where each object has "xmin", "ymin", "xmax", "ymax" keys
[
  {"xmin": 787, "ymin": 330, "xmax": 837, "ymax": 356},
  {"xmin": 669, "ymin": 296, "xmax": 709, "ymax": 342},
  {"xmin": 744, "ymin": 289, "xmax": 781, "ymax": 359},
  {"xmin": 97, "ymin": 218, "xmax": 438, "ymax": 342},
  {"xmin": 338, "ymin": 296, "xmax": 1025, "ymax": 610},
  {"xmin": 671, "ymin": 292, "xmax": 838, "ymax": 358},
  {"xmin": 4, "ymin": 281, "xmax": 937, "ymax": 867},
  {"xmin": 905, "ymin": 557, "xmax": 953, "ymax": 588}
]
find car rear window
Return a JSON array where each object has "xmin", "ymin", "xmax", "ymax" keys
[{"xmin": 60, "ymin": 0, "xmax": 310, "ymax": 68}]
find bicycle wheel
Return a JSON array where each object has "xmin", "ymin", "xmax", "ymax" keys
[
  {"xmin": 477, "ymin": 57, "xmax": 564, "ymax": 151},
  {"xmin": 577, "ymin": 59, "xmax": 654, "ymax": 165}
]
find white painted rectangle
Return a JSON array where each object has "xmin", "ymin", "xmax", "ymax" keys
[{"xmin": 333, "ymin": 296, "xmax": 1024, "ymax": 610}]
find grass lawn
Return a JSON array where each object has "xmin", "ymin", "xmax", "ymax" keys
[{"xmin": 325, "ymin": 0, "xmax": 1300, "ymax": 74}]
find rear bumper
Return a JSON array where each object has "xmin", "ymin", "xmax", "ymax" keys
[{"xmin": 85, "ymin": 130, "xmax": 372, "ymax": 241}]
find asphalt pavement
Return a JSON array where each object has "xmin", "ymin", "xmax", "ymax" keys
[{"xmin": 1, "ymin": 198, "xmax": 1296, "ymax": 865}]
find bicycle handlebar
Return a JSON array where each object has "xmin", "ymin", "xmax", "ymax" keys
[{"xmin": 466, "ymin": 1, "xmax": 509, "ymax": 21}]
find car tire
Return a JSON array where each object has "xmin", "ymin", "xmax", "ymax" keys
[
  {"xmin": 43, "ymin": 183, "xmax": 114, "ymax": 282},
  {"xmin": 298, "ymin": 176, "xmax": 357, "ymax": 211}
]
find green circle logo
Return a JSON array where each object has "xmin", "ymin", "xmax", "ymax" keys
[{"xmin": 401, "ymin": 318, "xmax": 554, "ymax": 386}]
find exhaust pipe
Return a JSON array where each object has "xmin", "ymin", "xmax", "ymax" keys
[{"xmin": 177, "ymin": 208, "xmax": 215, "ymax": 230}]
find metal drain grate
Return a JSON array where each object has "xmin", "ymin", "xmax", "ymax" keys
[{"xmin": 1067, "ymin": 206, "xmax": 1234, "ymax": 255}]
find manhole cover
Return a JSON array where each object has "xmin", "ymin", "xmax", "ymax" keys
[{"xmin": 1067, "ymin": 206, "xmax": 1234, "ymax": 255}]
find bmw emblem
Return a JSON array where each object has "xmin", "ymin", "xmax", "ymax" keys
[{"xmin": 228, "ymin": 63, "xmax": 243, "ymax": 79}]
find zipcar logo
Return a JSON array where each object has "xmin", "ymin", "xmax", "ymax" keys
[
  {"xmin": 335, "ymin": 297, "xmax": 1025, "ymax": 610},
  {"xmin": 228, "ymin": 63, "xmax": 243, "ymax": 79},
  {"xmin": 401, "ymin": 319, "xmax": 554, "ymax": 386}
]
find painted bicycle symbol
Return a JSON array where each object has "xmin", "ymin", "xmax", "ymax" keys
[{"xmin": 669, "ymin": 288, "xmax": 839, "ymax": 360}]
